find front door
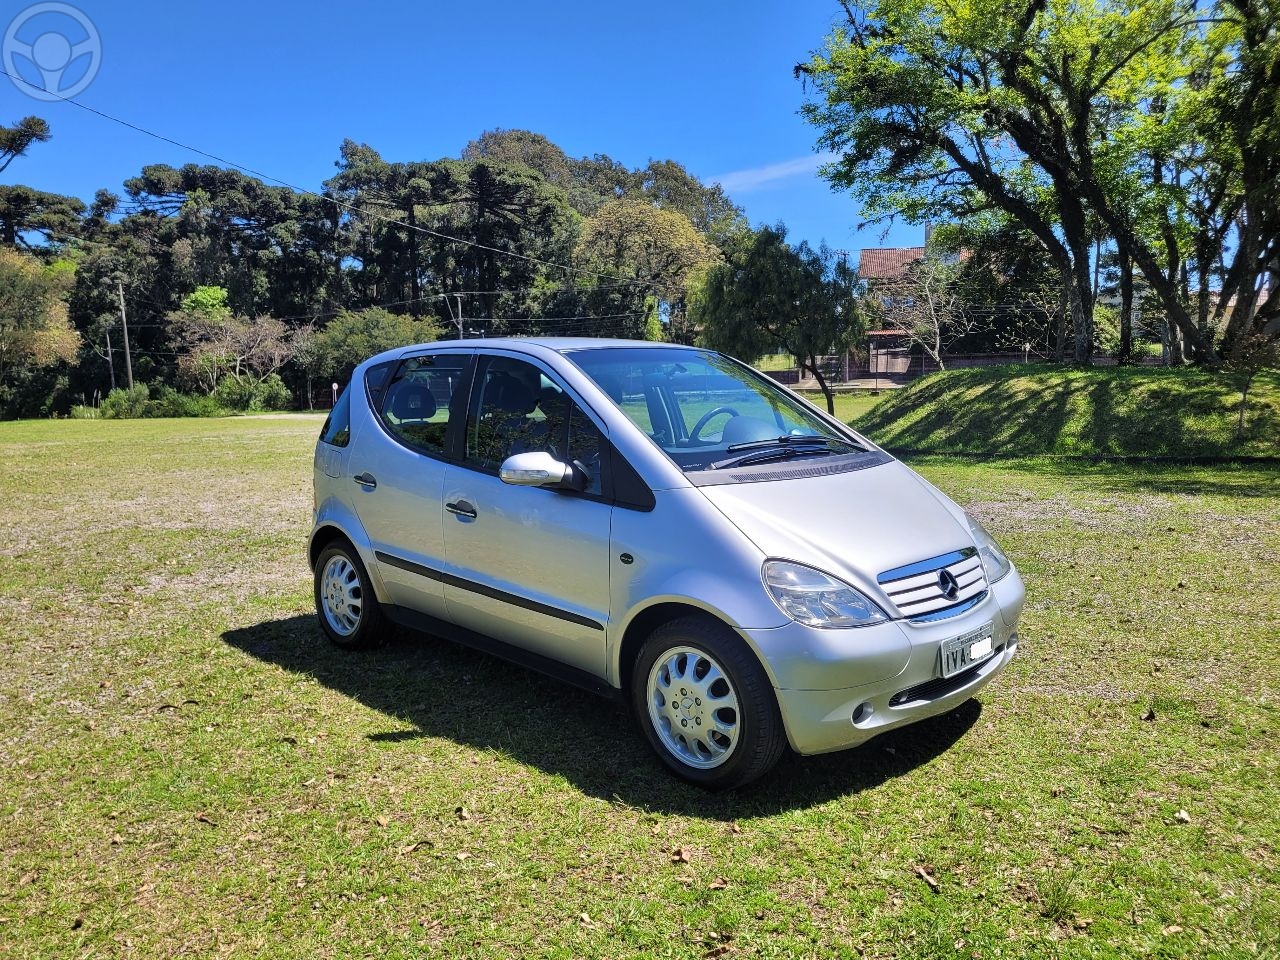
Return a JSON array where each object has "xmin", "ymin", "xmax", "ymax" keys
[{"xmin": 440, "ymin": 353, "xmax": 612, "ymax": 678}]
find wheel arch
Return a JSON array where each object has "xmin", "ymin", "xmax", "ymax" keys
[
  {"xmin": 309, "ymin": 522, "xmax": 353, "ymax": 571},
  {"xmin": 617, "ymin": 602, "xmax": 770, "ymax": 700}
]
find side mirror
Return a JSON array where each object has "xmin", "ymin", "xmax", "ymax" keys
[{"xmin": 499, "ymin": 451, "xmax": 584, "ymax": 491}]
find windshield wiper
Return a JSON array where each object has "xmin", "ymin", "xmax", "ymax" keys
[
  {"xmin": 709, "ymin": 442, "xmax": 847, "ymax": 471},
  {"xmin": 724, "ymin": 435, "xmax": 860, "ymax": 453}
]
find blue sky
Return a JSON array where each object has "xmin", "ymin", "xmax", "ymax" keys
[{"xmin": 1, "ymin": 0, "xmax": 920, "ymax": 258}]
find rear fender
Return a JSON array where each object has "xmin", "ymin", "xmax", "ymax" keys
[{"xmin": 309, "ymin": 498, "xmax": 392, "ymax": 603}]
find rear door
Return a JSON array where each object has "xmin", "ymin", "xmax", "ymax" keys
[
  {"xmin": 440, "ymin": 352, "xmax": 612, "ymax": 677},
  {"xmin": 347, "ymin": 350, "xmax": 472, "ymax": 620}
]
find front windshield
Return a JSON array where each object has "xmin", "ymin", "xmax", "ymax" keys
[{"xmin": 567, "ymin": 347, "xmax": 865, "ymax": 473}]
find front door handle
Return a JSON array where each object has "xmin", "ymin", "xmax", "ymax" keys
[
  {"xmin": 353, "ymin": 472, "xmax": 377, "ymax": 489},
  {"xmin": 445, "ymin": 499, "xmax": 477, "ymax": 519}
]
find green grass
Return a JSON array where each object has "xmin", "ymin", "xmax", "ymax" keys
[
  {"xmin": 796, "ymin": 390, "xmax": 887, "ymax": 424},
  {"xmin": 751, "ymin": 354, "xmax": 796, "ymax": 372},
  {"xmin": 852, "ymin": 365, "xmax": 1280, "ymax": 459},
  {"xmin": 2, "ymin": 417, "xmax": 1278, "ymax": 957}
]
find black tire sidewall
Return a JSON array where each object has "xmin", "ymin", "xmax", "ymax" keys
[
  {"xmin": 313, "ymin": 542, "xmax": 383, "ymax": 650},
  {"xmin": 632, "ymin": 617, "xmax": 783, "ymax": 790}
]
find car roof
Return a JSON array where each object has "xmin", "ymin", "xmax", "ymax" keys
[{"xmin": 419, "ymin": 337, "xmax": 705, "ymax": 354}]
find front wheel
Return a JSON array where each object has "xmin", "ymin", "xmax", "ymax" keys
[
  {"xmin": 314, "ymin": 541, "xmax": 385, "ymax": 649},
  {"xmin": 632, "ymin": 616, "xmax": 786, "ymax": 790}
]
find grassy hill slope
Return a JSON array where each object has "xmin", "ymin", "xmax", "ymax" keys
[{"xmin": 851, "ymin": 365, "xmax": 1280, "ymax": 458}]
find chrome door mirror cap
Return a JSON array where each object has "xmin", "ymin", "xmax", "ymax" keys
[{"xmin": 499, "ymin": 451, "xmax": 574, "ymax": 489}]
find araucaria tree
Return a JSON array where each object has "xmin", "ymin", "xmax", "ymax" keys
[{"xmin": 801, "ymin": 0, "xmax": 1279, "ymax": 365}]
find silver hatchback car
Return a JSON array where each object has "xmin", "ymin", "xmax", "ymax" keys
[{"xmin": 310, "ymin": 339, "xmax": 1024, "ymax": 789}]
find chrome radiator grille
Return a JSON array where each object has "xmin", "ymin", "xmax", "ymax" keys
[{"xmin": 877, "ymin": 548, "xmax": 988, "ymax": 618}]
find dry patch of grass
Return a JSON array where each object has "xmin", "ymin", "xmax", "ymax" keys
[{"xmin": 1, "ymin": 418, "xmax": 1277, "ymax": 958}]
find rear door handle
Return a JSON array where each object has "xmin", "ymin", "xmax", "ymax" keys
[
  {"xmin": 353, "ymin": 472, "xmax": 377, "ymax": 489},
  {"xmin": 445, "ymin": 499, "xmax": 477, "ymax": 519}
]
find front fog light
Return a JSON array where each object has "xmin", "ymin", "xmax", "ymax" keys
[{"xmin": 763, "ymin": 560, "xmax": 888, "ymax": 628}]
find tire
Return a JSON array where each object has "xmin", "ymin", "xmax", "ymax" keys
[
  {"xmin": 313, "ymin": 541, "xmax": 385, "ymax": 650},
  {"xmin": 632, "ymin": 616, "xmax": 786, "ymax": 790}
]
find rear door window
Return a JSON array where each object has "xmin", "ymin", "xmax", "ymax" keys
[{"xmin": 374, "ymin": 353, "xmax": 471, "ymax": 456}]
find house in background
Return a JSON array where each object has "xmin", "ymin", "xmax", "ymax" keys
[
  {"xmin": 857, "ymin": 246, "xmax": 925, "ymax": 377},
  {"xmin": 856, "ymin": 246, "xmax": 926, "ymax": 287}
]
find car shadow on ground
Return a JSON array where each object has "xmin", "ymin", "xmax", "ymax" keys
[{"xmin": 223, "ymin": 615, "xmax": 982, "ymax": 818}]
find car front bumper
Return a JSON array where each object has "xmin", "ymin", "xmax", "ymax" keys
[{"xmin": 742, "ymin": 567, "xmax": 1024, "ymax": 755}]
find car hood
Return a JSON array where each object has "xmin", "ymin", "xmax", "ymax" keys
[{"xmin": 697, "ymin": 459, "xmax": 974, "ymax": 606}]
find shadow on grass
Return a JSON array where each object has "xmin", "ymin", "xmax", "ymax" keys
[{"xmin": 223, "ymin": 615, "xmax": 982, "ymax": 818}]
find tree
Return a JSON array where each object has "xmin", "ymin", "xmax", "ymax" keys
[
  {"xmin": 1227, "ymin": 333, "xmax": 1279, "ymax": 442},
  {"xmin": 328, "ymin": 146, "xmax": 580, "ymax": 330},
  {"xmin": 313, "ymin": 307, "xmax": 442, "ymax": 383},
  {"xmin": 0, "ymin": 186, "xmax": 86, "ymax": 248},
  {"xmin": 800, "ymin": 0, "xmax": 1252, "ymax": 365},
  {"xmin": 0, "ymin": 116, "xmax": 50, "ymax": 175},
  {"xmin": 931, "ymin": 215, "xmax": 1066, "ymax": 357},
  {"xmin": 693, "ymin": 226, "xmax": 860, "ymax": 414},
  {"xmin": 0, "ymin": 247, "xmax": 79, "ymax": 392},
  {"xmin": 577, "ymin": 200, "xmax": 719, "ymax": 340},
  {"xmin": 1211, "ymin": 0, "xmax": 1280, "ymax": 351},
  {"xmin": 869, "ymin": 253, "xmax": 976, "ymax": 370},
  {"xmin": 169, "ymin": 285, "xmax": 293, "ymax": 394},
  {"xmin": 634, "ymin": 159, "xmax": 748, "ymax": 241},
  {"xmin": 463, "ymin": 129, "xmax": 574, "ymax": 187},
  {"xmin": 123, "ymin": 164, "xmax": 340, "ymax": 319}
]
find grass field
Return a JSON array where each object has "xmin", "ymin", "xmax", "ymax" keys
[{"xmin": 2, "ymin": 417, "xmax": 1278, "ymax": 958}]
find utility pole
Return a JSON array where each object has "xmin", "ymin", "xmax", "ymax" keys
[
  {"xmin": 445, "ymin": 294, "xmax": 465, "ymax": 339},
  {"xmin": 104, "ymin": 327, "xmax": 116, "ymax": 391},
  {"xmin": 116, "ymin": 279, "xmax": 134, "ymax": 389}
]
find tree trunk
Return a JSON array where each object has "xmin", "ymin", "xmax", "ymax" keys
[
  {"xmin": 1168, "ymin": 320, "xmax": 1184, "ymax": 365},
  {"xmin": 1070, "ymin": 259, "xmax": 1093, "ymax": 364},
  {"xmin": 1118, "ymin": 250, "xmax": 1134, "ymax": 365},
  {"xmin": 1055, "ymin": 274, "xmax": 1069, "ymax": 363},
  {"xmin": 1087, "ymin": 199, "xmax": 1217, "ymax": 363},
  {"xmin": 804, "ymin": 354, "xmax": 836, "ymax": 415},
  {"xmin": 1237, "ymin": 371, "xmax": 1253, "ymax": 442}
]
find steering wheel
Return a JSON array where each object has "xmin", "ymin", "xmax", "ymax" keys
[{"xmin": 689, "ymin": 406, "xmax": 740, "ymax": 441}]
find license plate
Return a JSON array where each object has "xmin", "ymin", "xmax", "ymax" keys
[{"xmin": 939, "ymin": 622, "xmax": 995, "ymax": 678}]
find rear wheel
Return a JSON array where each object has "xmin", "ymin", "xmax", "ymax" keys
[
  {"xmin": 632, "ymin": 616, "xmax": 786, "ymax": 790},
  {"xmin": 314, "ymin": 541, "xmax": 384, "ymax": 649}
]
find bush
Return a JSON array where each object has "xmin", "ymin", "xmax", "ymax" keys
[
  {"xmin": 212, "ymin": 374, "xmax": 291, "ymax": 412},
  {"xmin": 146, "ymin": 385, "xmax": 226, "ymax": 418},
  {"xmin": 101, "ymin": 383, "xmax": 151, "ymax": 419},
  {"xmin": 68, "ymin": 404, "xmax": 100, "ymax": 419},
  {"xmin": 254, "ymin": 373, "xmax": 290, "ymax": 411}
]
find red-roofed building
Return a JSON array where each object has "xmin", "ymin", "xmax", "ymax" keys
[{"xmin": 856, "ymin": 247, "xmax": 926, "ymax": 284}]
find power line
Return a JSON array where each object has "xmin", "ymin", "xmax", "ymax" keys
[{"xmin": 0, "ymin": 67, "xmax": 654, "ymax": 289}]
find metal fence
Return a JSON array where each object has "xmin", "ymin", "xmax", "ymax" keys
[{"xmin": 762, "ymin": 350, "xmax": 1167, "ymax": 388}]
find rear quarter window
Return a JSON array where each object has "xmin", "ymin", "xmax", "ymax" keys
[{"xmin": 319, "ymin": 386, "xmax": 351, "ymax": 447}]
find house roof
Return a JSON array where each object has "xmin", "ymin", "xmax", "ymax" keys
[{"xmin": 857, "ymin": 246, "xmax": 926, "ymax": 282}]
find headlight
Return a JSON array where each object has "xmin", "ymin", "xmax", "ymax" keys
[
  {"xmin": 763, "ymin": 560, "xmax": 888, "ymax": 628},
  {"xmin": 965, "ymin": 513, "xmax": 1012, "ymax": 582}
]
